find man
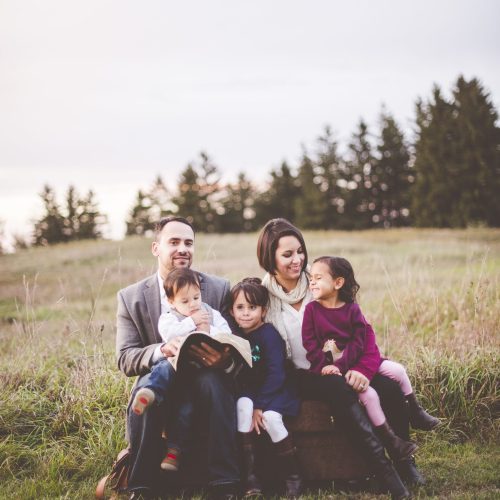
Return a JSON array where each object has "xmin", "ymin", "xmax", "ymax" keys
[{"xmin": 116, "ymin": 216, "xmax": 239, "ymax": 500}]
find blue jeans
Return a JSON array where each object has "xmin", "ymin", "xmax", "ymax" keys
[
  {"xmin": 127, "ymin": 366, "xmax": 239, "ymax": 493},
  {"xmin": 147, "ymin": 359, "xmax": 192, "ymax": 451}
]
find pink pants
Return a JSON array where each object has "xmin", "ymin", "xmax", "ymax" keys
[{"xmin": 358, "ymin": 360, "xmax": 412, "ymax": 427}]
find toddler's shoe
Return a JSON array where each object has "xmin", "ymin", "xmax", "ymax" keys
[
  {"xmin": 131, "ymin": 388, "xmax": 155, "ymax": 416},
  {"xmin": 161, "ymin": 447, "xmax": 180, "ymax": 471}
]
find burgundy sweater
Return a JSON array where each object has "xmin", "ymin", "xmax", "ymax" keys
[{"xmin": 302, "ymin": 301, "xmax": 382, "ymax": 381}]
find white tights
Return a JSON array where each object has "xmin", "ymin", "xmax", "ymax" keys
[{"xmin": 237, "ymin": 397, "xmax": 288, "ymax": 443}]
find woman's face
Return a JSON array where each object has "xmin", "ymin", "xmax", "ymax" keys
[{"xmin": 274, "ymin": 235, "xmax": 305, "ymax": 283}]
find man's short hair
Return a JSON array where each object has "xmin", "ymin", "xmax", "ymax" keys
[{"xmin": 154, "ymin": 216, "xmax": 195, "ymax": 240}]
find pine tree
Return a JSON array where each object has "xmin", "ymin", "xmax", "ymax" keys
[
  {"xmin": 413, "ymin": 77, "xmax": 500, "ymax": 227},
  {"xmin": 126, "ymin": 176, "xmax": 172, "ymax": 236},
  {"xmin": 33, "ymin": 185, "xmax": 66, "ymax": 245},
  {"xmin": 217, "ymin": 173, "xmax": 256, "ymax": 232},
  {"xmin": 294, "ymin": 151, "xmax": 329, "ymax": 229},
  {"xmin": 172, "ymin": 152, "xmax": 222, "ymax": 232},
  {"xmin": 253, "ymin": 162, "xmax": 298, "ymax": 226},
  {"xmin": 372, "ymin": 110, "xmax": 413, "ymax": 227},
  {"xmin": 315, "ymin": 126, "xmax": 344, "ymax": 229},
  {"xmin": 77, "ymin": 189, "xmax": 106, "ymax": 239},
  {"xmin": 33, "ymin": 185, "xmax": 106, "ymax": 245},
  {"xmin": 343, "ymin": 120, "xmax": 376, "ymax": 229}
]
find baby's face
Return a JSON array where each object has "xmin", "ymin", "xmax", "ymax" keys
[{"xmin": 169, "ymin": 284, "xmax": 202, "ymax": 317}]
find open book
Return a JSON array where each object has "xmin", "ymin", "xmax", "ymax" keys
[{"xmin": 169, "ymin": 331, "xmax": 253, "ymax": 373}]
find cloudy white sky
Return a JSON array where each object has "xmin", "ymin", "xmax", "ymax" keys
[{"xmin": 1, "ymin": 0, "xmax": 499, "ymax": 243}]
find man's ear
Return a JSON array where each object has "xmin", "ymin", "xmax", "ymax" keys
[
  {"xmin": 151, "ymin": 240, "xmax": 159, "ymax": 257},
  {"xmin": 334, "ymin": 277, "xmax": 345, "ymax": 290}
]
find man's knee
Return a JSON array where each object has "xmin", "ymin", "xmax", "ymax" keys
[{"xmin": 193, "ymin": 369, "xmax": 228, "ymax": 398}]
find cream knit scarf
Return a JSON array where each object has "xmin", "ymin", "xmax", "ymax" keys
[{"xmin": 262, "ymin": 271, "xmax": 310, "ymax": 358}]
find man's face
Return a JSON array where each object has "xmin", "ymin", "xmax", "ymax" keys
[{"xmin": 152, "ymin": 221, "xmax": 195, "ymax": 278}]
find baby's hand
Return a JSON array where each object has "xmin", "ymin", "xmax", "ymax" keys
[
  {"xmin": 321, "ymin": 365, "xmax": 341, "ymax": 376},
  {"xmin": 191, "ymin": 309, "xmax": 210, "ymax": 328}
]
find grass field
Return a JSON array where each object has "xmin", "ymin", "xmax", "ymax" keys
[{"xmin": 0, "ymin": 229, "xmax": 499, "ymax": 499}]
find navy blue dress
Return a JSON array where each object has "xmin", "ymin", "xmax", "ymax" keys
[{"xmin": 239, "ymin": 323, "xmax": 300, "ymax": 417}]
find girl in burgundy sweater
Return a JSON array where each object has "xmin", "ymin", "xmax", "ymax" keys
[{"xmin": 302, "ymin": 256, "xmax": 440, "ymax": 462}]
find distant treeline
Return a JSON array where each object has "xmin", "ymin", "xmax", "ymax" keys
[{"xmin": 7, "ymin": 75, "xmax": 499, "ymax": 250}]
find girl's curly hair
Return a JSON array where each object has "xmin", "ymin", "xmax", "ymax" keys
[{"xmin": 313, "ymin": 256, "xmax": 360, "ymax": 303}]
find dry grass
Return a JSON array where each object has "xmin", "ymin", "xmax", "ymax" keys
[{"xmin": 0, "ymin": 228, "xmax": 499, "ymax": 499}]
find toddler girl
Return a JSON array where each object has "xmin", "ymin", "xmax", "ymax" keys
[
  {"xmin": 302, "ymin": 256, "xmax": 440, "ymax": 462},
  {"xmin": 231, "ymin": 278, "xmax": 302, "ymax": 498}
]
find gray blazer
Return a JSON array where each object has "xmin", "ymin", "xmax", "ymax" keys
[{"xmin": 116, "ymin": 271, "xmax": 231, "ymax": 377}]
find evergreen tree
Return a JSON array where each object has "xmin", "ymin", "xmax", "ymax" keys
[
  {"xmin": 76, "ymin": 189, "xmax": 106, "ymax": 239},
  {"xmin": 126, "ymin": 189, "xmax": 153, "ymax": 236},
  {"xmin": 294, "ymin": 151, "xmax": 328, "ymax": 229},
  {"xmin": 126, "ymin": 176, "xmax": 171, "ymax": 235},
  {"xmin": 33, "ymin": 185, "xmax": 66, "ymax": 245},
  {"xmin": 315, "ymin": 126, "xmax": 344, "ymax": 229},
  {"xmin": 372, "ymin": 111, "xmax": 413, "ymax": 227},
  {"xmin": 253, "ymin": 162, "xmax": 298, "ymax": 226},
  {"xmin": 217, "ymin": 173, "xmax": 256, "ymax": 232},
  {"xmin": 172, "ymin": 152, "xmax": 222, "ymax": 232},
  {"xmin": 343, "ymin": 120, "xmax": 376, "ymax": 229},
  {"xmin": 413, "ymin": 77, "xmax": 500, "ymax": 227},
  {"xmin": 33, "ymin": 185, "xmax": 106, "ymax": 245}
]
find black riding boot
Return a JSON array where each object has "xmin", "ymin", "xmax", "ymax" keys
[
  {"xmin": 375, "ymin": 421, "xmax": 418, "ymax": 462},
  {"xmin": 395, "ymin": 455, "xmax": 426, "ymax": 487},
  {"xmin": 406, "ymin": 393, "xmax": 440, "ymax": 430},
  {"xmin": 343, "ymin": 402, "xmax": 410, "ymax": 500},
  {"xmin": 239, "ymin": 432, "xmax": 262, "ymax": 497},
  {"xmin": 273, "ymin": 435, "xmax": 302, "ymax": 499}
]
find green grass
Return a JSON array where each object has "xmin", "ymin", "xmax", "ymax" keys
[{"xmin": 0, "ymin": 228, "xmax": 499, "ymax": 499}]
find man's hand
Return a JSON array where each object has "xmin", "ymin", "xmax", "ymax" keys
[
  {"xmin": 345, "ymin": 369, "xmax": 369, "ymax": 392},
  {"xmin": 252, "ymin": 409, "xmax": 265, "ymax": 435},
  {"xmin": 189, "ymin": 342, "xmax": 232, "ymax": 369},
  {"xmin": 321, "ymin": 364, "xmax": 342, "ymax": 376},
  {"xmin": 191, "ymin": 309, "xmax": 211, "ymax": 329},
  {"xmin": 160, "ymin": 337, "xmax": 182, "ymax": 358}
]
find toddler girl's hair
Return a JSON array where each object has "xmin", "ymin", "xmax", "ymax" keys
[
  {"xmin": 313, "ymin": 256, "xmax": 360, "ymax": 303},
  {"xmin": 230, "ymin": 277, "xmax": 269, "ymax": 309},
  {"xmin": 163, "ymin": 268, "xmax": 200, "ymax": 300}
]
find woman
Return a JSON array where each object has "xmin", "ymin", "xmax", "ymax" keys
[{"xmin": 257, "ymin": 218, "xmax": 422, "ymax": 499}]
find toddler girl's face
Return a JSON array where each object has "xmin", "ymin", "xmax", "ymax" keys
[
  {"xmin": 231, "ymin": 290, "xmax": 264, "ymax": 334},
  {"xmin": 309, "ymin": 261, "xmax": 337, "ymax": 301},
  {"xmin": 169, "ymin": 284, "xmax": 202, "ymax": 317}
]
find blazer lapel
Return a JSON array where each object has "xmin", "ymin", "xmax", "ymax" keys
[{"xmin": 144, "ymin": 274, "xmax": 162, "ymax": 343}]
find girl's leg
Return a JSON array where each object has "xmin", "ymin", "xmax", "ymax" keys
[
  {"xmin": 359, "ymin": 387, "xmax": 417, "ymax": 462},
  {"xmin": 237, "ymin": 397, "xmax": 254, "ymax": 433},
  {"xmin": 294, "ymin": 370, "xmax": 409, "ymax": 498},
  {"xmin": 358, "ymin": 386, "xmax": 386, "ymax": 427},
  {"xmin": 237, "ymin": 397, "xmax": 262, "ymax": 496},
  {"xmin": 263, "ymin": 411, "xmax": 302, "ymax": 498},
  {"xmin": 378, "ymin": 360, "xmax": 412, "ymax": 396},
  {"xmin": 262, "ymin": 410, "xmax": 288, "ymax": 443},
  {"xmin": 379, "ymin": 361, "xmax": 440, "ymax": 431}
]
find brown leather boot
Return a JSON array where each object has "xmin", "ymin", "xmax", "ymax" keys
[
  {"xmin": 240, "ymin": 432, "xmax": 262, "ymax": 497},
  {"xmin": 406, "ymin": 392, "xmax": 440, "ymax": 430},
  {"xmin": 273, "ymin": 435, "xmax": 302, "ymax": 499},
  {"xmin": 375, "ymin": 421, "xmax": 418, "ymax": 462}
]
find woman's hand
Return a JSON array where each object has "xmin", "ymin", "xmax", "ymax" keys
[
  {"xmin": 321, "ymin": 364, "xmax": 341, "ymax": 376},
  {"xmin": 252, "ymin": 409, "xmax": 265, "ymax": 435},
  {"xmin": 188, "ymin": 342, "xmax": 232, "ymax": 369},
  {"xmin": 345, "ymin": 369, "xmax": 369, "ymax": 392}
]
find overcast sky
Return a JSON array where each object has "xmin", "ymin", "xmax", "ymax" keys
[{"xmin": 1, "ymin": 0, "xmax": 499, "ymax": 243}]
